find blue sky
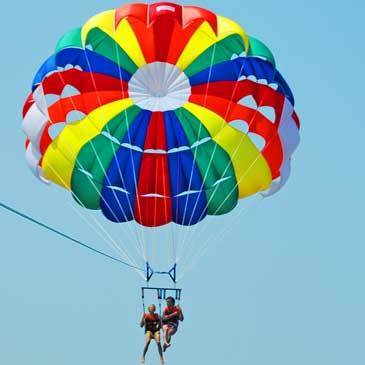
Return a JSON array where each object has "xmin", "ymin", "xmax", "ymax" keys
[{"xmin": 1, "ymin": 0, "xmax": 364, "ymax": 364}]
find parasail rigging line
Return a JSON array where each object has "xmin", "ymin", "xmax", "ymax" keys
[
  {"xmin": 177, "ymin": 40, "xmax": 252, "ymax": 260},
  {"xmin": 54, "ymin": 56, "xmax": 147, "ymax": 263},
  {"xmin": 38, "ymin": 69, "xmax": 143, "ymax": 265},
  {"xmin": 0, "ymin": 201, "xmax": 145, "ymax": 273},
  {"xmin": 179, "ymin": 52, "xmax": 281, "ymax": 264},
  {"xmin": 43, "ymin": 152, "xmax": 143, "ymax": 273}
]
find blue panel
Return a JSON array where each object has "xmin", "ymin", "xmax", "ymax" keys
[
  {"xmin": 32, "ymin": 47, "xmax": 131, "ymax": 91},
  {"xmin": 188, "ymin": 57, "xmax": 295, "ymax": 105},
  {"xmin": 32, "ymin": 55, "xmax": 57, "ymax": 89},
  {"xmin": 100, "ymin": 111, "xmax": 151, "ymax": 222},
  {"xmin": 164, "ymin": 112, "xmax": 207, "ymax": 225}
]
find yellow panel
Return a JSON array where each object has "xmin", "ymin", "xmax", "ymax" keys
[
  {"xmin": 176, "ymin": 21, "xmax": 217, "ymax": 70},
  {"xmin": 176, "ymin": 16, "xmax": 249, "ymax": 70},
  {"xmin": 184, "ymin": 102, "xmax": 272, "ymax": 198},
  {"xmin": 217, "ymin": 16, "xmax": 249, "ymax": 52},
  {"xmin": 81, "ymin": 10, "xmax": 116, "ymax": 43},
  {"xmin": 42, "ymin": 99, "xmax": 133, "ymax": 189},
  {"xmin": 183, "ymin": 102, "xmax": 226, "ymax": 137},
  {"xmin": 81, "ymin": 13, "xmax": 146, "ymax": 67},
  {"xmin": 214, "ymin": 126, "xmax": 272, "ymax": 198},
  {"xmin": 114, "ymin": 19, "xmax": 146, "ymax": 67}
]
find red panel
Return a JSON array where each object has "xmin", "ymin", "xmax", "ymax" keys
[
  {"xmin": 292, "ymin": 111, "xmax": 300, "ymax": 129},
  {"xmin": 116, "ymin": 2, "xmax": 217, "ymax": 34},
  {"xmin": 153, "ymin": 15, "xmax": 176, "ymax": 62},
  {"xmin": 166, "ymin": 20, "xmax": 205, "ymax": 64},
  {"xmin": 183, "ymin": 5, "xmax": 217, "ymax": 34},
  {"xmin": 39, "ymin": 122, "xmax": 64, "ymax": 155},
  {"xmin": 149, "ymin": 2, "xmax": 182, "ymax": 26},
  {"xmin": 262, "ymin": 134, "xmax": 283, "ymax": 179},
  {"xmin": 22, "ymin": 93, "xmax": 34, "ymax": 118},
  {"xmin": 47, "ymin": 90, "xmax": 126, "ymax": 122},
  {"xmin": 115, "ymin": 3, "xmax": 148, "ymax": 28},
  {"xmin": 191, "ymin": 80, "xmax": 285, "ymax": 111},
  {"xmin": 115, "ymin": 2, "xmax": 218, "ymax": 64},
  {"xmin": 134, "ymin": 112, "xmax": 172, "ymax": 226},
  {"xmin": 127, "ymin": 18, "xmax": 156, "ymax": 63},
  {"xmin": 40, "ymin": 69, "xmax": 128, "ymax": 96},
  {"xmin": 39, "ymin": 91, "xmax": 127, "ymax": 154}
]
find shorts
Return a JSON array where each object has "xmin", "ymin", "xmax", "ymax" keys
[
  {"xmin": 163, "ymin": 323, "xmax": 178, "ymax": 335},
  {"xmin": 146, "ymin": 330, "xmax": 161, "ymax": 342}
]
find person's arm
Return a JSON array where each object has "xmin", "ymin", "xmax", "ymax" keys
[
  {"xmin": 162, "ymin": 308, "xmax": 169, "ymax": 322},
  {"xmin": 177, "ymin": 305, "xmax": 184, "ymax": 321},
  {"xmin": 163, "ymin": 309, "xmax": 182, "ymax": 321},
  {"xmin": 163, "ymin": 312, "xmax": 179, "ymax": 321},
  {"xmin": 140, "ymin": 313, "xmax": 146, "ymax": 328}
]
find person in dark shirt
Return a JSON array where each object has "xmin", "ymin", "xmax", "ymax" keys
[
  {"xmin": 140, "ymin": 304, "xmax": 164, "ymax": 364},
  {"xmin": 162, "ymin": 297, "xmax": 184, "ymax": 352}
]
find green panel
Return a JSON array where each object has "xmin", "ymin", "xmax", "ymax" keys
[
  {"xmin": 174, "ymin": 107, "xmax": 210, "ymax": 143},
  {"xmin": 247, "ymin": 36, "xmax": 276, "ymax": 66},
  {"xmin": 71, "ymin": 106, "xmax": 141, "ymax": 209},
  {"xmin": 85, "ymin": 28, "xmax": 138, "ymax": 74},
  {"xmin": 71, "ymin": 135, "xmax": 106, "ymax": 209},
  {"xmin": 185, "ymin": 34, "xmax": 245, "ymax": 77},
  {"xmin": 174, "ymin": 108, "xmax": 238, "ymax": 215},
  {"xmin": 55, "ymin": 27, "xmax": 83, "ymax": 52},
  {"xmin": 102, "ymin": 105, "xmax": 141, "ymax": 139}
]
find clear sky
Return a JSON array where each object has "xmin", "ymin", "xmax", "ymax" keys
[{"xmin": 1, "ymin": 0, "xmax": 364, "ymax": 364}]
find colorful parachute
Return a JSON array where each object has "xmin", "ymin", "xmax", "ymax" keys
[{"xmin": 22, "ymin": 2, "xmax": 300, "ymax": 228}]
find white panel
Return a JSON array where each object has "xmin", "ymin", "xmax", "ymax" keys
[
  {"xmin": 278, "ymin": 98, "xmax": 300, "ymax": 160},
  {"xmin": 25, "ymin": 143, "xmax": 49, "ymax": 183},
  {"xmin": 32, "ymin": 85, "xmax": 49, "ymax": 117},
  {"xmin": 22, "ymin": 103, "xmax": 49, "ymax": 149},
  {"xmin": 261, "ymin": 159, "xmax": 291, "ymax": 197}
]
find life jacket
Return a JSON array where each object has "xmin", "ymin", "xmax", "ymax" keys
[
  {"xmin": 144, "ymin": 313, "xmax": 160, "ymax": 333},
  {"xmin": 163, "ymin": 306, "xmax": 180, "ymax": 325}
]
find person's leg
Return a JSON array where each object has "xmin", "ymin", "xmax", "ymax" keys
[
  {"xmin": 166, "ymin": 326, "xmax": 177, "ymax": 344},
  {"xmin": 163, "ymin": 325, "xmax": 169, "ymax": 348},
  {"xmin": 163, "ymin": 325, "xmax": 177, "ymax": 351},
  {"xmin": 141, "ymin": 332, "xmax": 152, "ymax": 363},
  {"xmin": 154, "ymin": 332, "xmax": 164, "ymax": 364}
]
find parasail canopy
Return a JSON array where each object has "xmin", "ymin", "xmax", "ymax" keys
[{"xmin": 22, "ymin": 2, "xmax": 300, "ymax": 230}]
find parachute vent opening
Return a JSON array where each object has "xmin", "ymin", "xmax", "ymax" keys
[
  {"xmin": 61, "ymin": 85, "xmax": 80, "ymax": 98},
  {"xmin": 238, "ymin": 95, "xmax": 257, "ymax": 109},
  {"xmin": 258, "ymin": 106, "xmax": 276, "ymax": 123},
  {"xmin": 48, "ymin": 123, "xmax": 66, "ymax": 140},
  {"xmin": 248, "ymin": 133, "xmax": 266, "ymax": 151},
  {"xmin": 66, "ymin": 110, "xmax": 86, "ymax": 124},
  {"xmin": 229, "ymin": 120, "xmax": 249, "ymax": 134},
  {"xmin": 128, "ymin": 62, "xmax": 191, "ymax": 112}
]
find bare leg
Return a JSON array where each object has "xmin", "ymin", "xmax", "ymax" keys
[
  {"xmin": 166, "ymin": 329, "xmax": 172, "ymax": 346},
  {"xmin": 141, "ymin": 339, "xmax": 151, "ymax": 363},
  {"xmin": 163, "ymin": 326, "xmax": 169, "ymax": 349},
  {"xmin": 155, "ymin": 340, "xmax": 164, "ymax": 364},
  {"xmin": 163, "ymin": 328, "xmax": 174, "ymax": 351}
]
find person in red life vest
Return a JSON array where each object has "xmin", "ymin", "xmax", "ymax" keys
[
  {"xmin": 140, "ymin": 304, "xmax": 164, "ymax": 364},
  {"xmin": 162, "ymin": 297, "xmax": 184, "ymax": 352}
]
